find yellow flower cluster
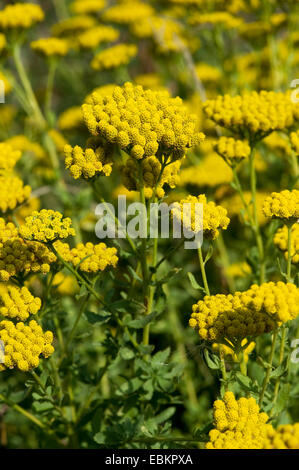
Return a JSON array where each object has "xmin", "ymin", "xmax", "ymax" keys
[
  {"xmin": 179, "ymin": 154, "xmax": 233, "ymax": 188},
  {"xmin": 0, "ymin": 320, "xmax": 54, "ymax": 372},
  {"xmin": 290, "ymin": 130, "xmax": 299, "ymax": 154},
  {"xmin": 172, "ymin": 194, "xmax": 230, "ymax": 239},
  {"xmin": 5, "ymin": 135, "xmax": 46, "ymax": 160},
  {"xmin": 65, "ymin": 144, "xmax": 113, "ymax": 179},
  {"xmin": 0, "ymin": 3, "xmax": 44, "ymax": 30},
  {"xmin": 19, "ymin": 210, "xmax": 75, "ymax": 243},
  {"xmin": 263, "ymin": 190, "xmax": 299, "ymax": 221},
  {"xmin": 91, "ymin": 44, "xmax": 137, "ymax": 71},
  {"xmin": 225, "ymin": 261, "xmax": 252, "ymax": 279},
  {"xmin": 84, "ymin": 84, "xmax": 116, "ymax": 104},
  {"xmin": 0, "ymin": 283, "xmax": 41, "ymax": 321},
  {"xmin": 122, "ymin": 156, "xmax": 181, "ymax": 198},
  {"xmin": 203, "ymin": 91, "xmax": 294, "ymax": 136},
  {"xmin": 70, "ymin": 0, "xmax": 106, "ymax": 14},
  {"xmin": 0, "ymin": 143, "xmax": 21, "ymax": 172},
  {"xmin": 55, "ymin": 241, "xmax": 118, "ymax": 272},
  {"xmin": 82, "ymin": 82, "xmax": 204, "ymax": 161},
  {"xmin": 58, "ymin": 106, "xmax": 83, "ymax": 131},
  {"xmin": 0, "ymin": 237, "xmax": 55, "ymax": 281},
  {"xmin": 0, "ymin": 218, "xmax": 18, "ymax": 241},
  {"xmin": 78, "ymin": 26, "xmax": 119, "ymax": 49},
  {"xmin": 265, "ymin": 424, "xmax": 299, "ymax": 449},
  {"xmin": 31, "ymin": 37, "xmax": 69, "ymax": 57},
  {"xmin": 207, "ymin": 392, "xmax": 299, "ymax": 449},
  {"xmin": 0, "ymin": 71, "xmax": 11, "ymax": 95},
  {"xmin": 52, "ymin": 16, "xmax": 96, "ymax": 37},
  {"xmin": 195, "ymin": 63, "xmax": 222, "ymax": 84},
  {"xmin": 102, "ymin": 2, "xmax": 154, "ymax": 24},
  {"xmin": 274, "ymin": 224, "xmax": 299, "ymax": 264},
  {"xmin": 189, "ymin": 282, "xmax": 299, "ymax": 342},
  {"xmin": 214, "ymin": 136, "xmax": 250, "ymax": 165},
  {"xmin": 212, "ymin": 338, "xmax": 255, "ymax": 363},
  {"xmin": 0, "ymin": 176, "xmax": 31, "ymax": 213},
  {"xmin": 206, "ymin": 392, "xmax": 270, "ymax": 449}
]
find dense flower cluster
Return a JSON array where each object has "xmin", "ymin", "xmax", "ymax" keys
[
  {"xmin": 263, "ymin": 190, "xmax": 299, "ymax": 221},
  {"xmin": 31, "ymin": 37, "xmax": 70, "ymax": 57},
  {"xmin": 55, "ymin": 241, "xmax": 118, "ymax": 272},
  {"xmin": 70, "ymin": 0, "xmax": 106, "ymax": 14},
  {"xmin": 274, "ymin": 223, "xmax": 299, "ymax": 264},
  {"xmin": 203, "ymin": 91, "xmax": 294, "ymax": 136},
  {"xmin": 214, "ymin": 136, "xmax": 250, "ymax": 165},
  {"xmin": 0, "ymin": 235, "xmax": 56, "ymax": 281},
  {"xmin": 102, "ymin": 2, "xmax": 154, "ymax": 24},
  {"xmin": 206, "ymin": 392, "xmax": 270, "ymax": 449},
  {"xmin": 5, "ymin": 135, "xmax": 46, "ymax": 160},
  {"xmin": 91, "ymin": 44, "xmax": 137, "ymax": 71},
  {"xmin": 0, "ymin": 283, "xmax": 41, "ymax": 321},
  {"xmin": 172, "ymin": 194, "xmax": 230, "ymax": 239},
  {"xmin": 189, "ymin": 282, "xmax": 299, "ymax": 342},
  {"xmin": 0, "ymin": 320, "xmax": 54, "ymax": 372},
  {"xmin": 82, "ymin": 82, "xmax": 205, "ymax": 162},
  {"xmin": 0, "ymin": 143, "xmax": 21, "ymax": 171},
  {"xmin": 222, "ymin": 190, "xmax": 269, "ymax": 226},
  {"xmin": 189, "ymin": 12, "xmax": 242, "ymax": 28},
  {"xmin": 78, "ymin": 26, "xmax": 119, "ymax": 49},
  {"xmin": 64, "ymin": 144, "xmax": 113, "ymax": 179},
  {"xmin": 0, "ymin": 3, "xmax": 44, "ymax": 30},
  {"xmin": 206, "ymin": 392, "xmax": 299, "ymax": 449},
  {"xmin": 19, "ymin": 210, "xmax": 75, "ymax": 243},
  {"xmin": 0, "ymin": 176, "xmax": 31, "ymax": 213}
]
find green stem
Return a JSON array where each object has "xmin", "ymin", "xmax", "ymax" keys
[
  {"xmin": 0, "ymin": 393, "xmax": 47, "ymax": 431},
  {"xmin": 249, "ymin": 149, "xmax": 265, "ymax": 284},
  {"xmin": 63, "ymin": 294, "xmax": 90, "ymax": 353},
  {"xmin": 197, "ymin": 246, "xmax": 210, "ymax": 296},
  {"xmin": 44, "ymin": 59, "xmax": 57, "ymax": 125},
  {"xmin": 259, "ymin": 330, "xmax": 278, "ymax": 406}
]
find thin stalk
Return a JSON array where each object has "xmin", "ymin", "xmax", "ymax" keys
[
  {"xmin": 197, "ymin": 246, "xmax": 210, "ymax": 295},
  {"xmin": 63, "ymin": 294, "xmax": 90, "ymax": 353},
  {"xmin": 0, "ymin": 393, "xmax": 47, "ymax": 431},
  {"xmin": 44, "ymin": 59, "xmax": 57, "ymax": 124},
  {"xmin": 259, "ymin": 330, "xmax": 278, "ymax": 406}
]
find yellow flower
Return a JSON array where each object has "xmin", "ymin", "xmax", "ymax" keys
[
  {"xmin": 91, "ymin": 44, "xmax": 137, "ymax": 71},
  {"xmin": 48, "ymin": 130, "xmax": 68, "ymax": 153},
  {"xmin": 203, "ymin": 91, "xmax": 294, "ymax": 137},
  {"xmin": 58, "ymin": 106, "xmax": 83, "ymax": 131},
  {"xmin": 19, "ymin": 210, "xmax": 75, "ymax": 243},
  {"xmin": 214, "ymin": 136, "xmax": 250, "ymax": 165},
  {"xmin": 0, "ymin": 176, "xmax": 31, "ymax": 213},
  {"xmin": 0, "ymin": 283, "xmax": 41, "ymax": 321},
  {"xmin": 195, "ymin": 63, "xmax": 222, "ymax": 83},
  {"xmin": 207, "ymin": 392, "xmax": 299, "ymax": 449},
  {"xmin": 190, "ymin": 282, "xmax": 299, "ymax": 342},
  {"xmin": 82, "ymin": 82, "xmax": 204, "ymax": 161},
  {"xmin": 0, "ymin": 71, "xmax": 12, "ymax": 95},
  {"xmin": 172, "ymin": 194, "xmax": 230, "ymax": 239},
  {"xmin": 0, "ymin": 3, "xmax": 44, "ymax": 30},
  {"xmin": 102, "ymin": 2, "xmax": 154, "ymax": 24},
  {"xmin": 55, "ymin": 241, "xmax": 118, "ymax": 272},
  {"xmin": 53, "ymin": 272, "xmax": 79, "ymax": 296},
  {"xmin": 178, "ymin": 153, "xmax": 233, "ymax": 188},
  {"xmin": 5, "ymin": 135, "xmax": 46, "ymax": 160},
  {"xmin": 31, "ymin": 37, "xmax": 69, "ymax": 57},
  {"xmin": 0, "ymin": 143, "xmax": 21, "ymax": 172},
  {"xmin": 225, "ymin": 261, "xmax": 252, "ymax": 279},
  {"xmin": 70, "ymin": 0, "xmax": 106, "ymax": 14},
  {"xmin": 64, "ymin": 143, "xmax": 113, "ymax": 179},
  {"xmin": 0, "ymin": 32, "xmax": 6, "ymax": 51},
  {"xmin": 212, "ymin": 338, "xmax": 255, "ymax": 363},
  {"xmin": 274, "ymin": 223, "xmax": 299, "ymax": 264},
  {"xmin": 0, "ymin": 320, "xmax": 54, "ymax": 372},
  {"xmin": 78, "ymin": 26, "xmax": 119, "ymax": 49},
  {"xmin": 189, "ymin": 11, "xmax": 243, "ymax": 29},
  {"xmin": 52, "ymin": 15, "xmax": 96, "ymax": 37},
  {"xmin": 263, "ymin": 190, "xmax": 299, "ymax": 221},
  {"xmin": 221, "ymin": 191, "xmax": 270, "ymax": 226}
]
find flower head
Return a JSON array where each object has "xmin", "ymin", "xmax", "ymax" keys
[
  {"xmin": 0, "ymin": 3, "xmax": 44, "ymax": 30},
  {"xmin": 55, "ymin": 241, "xmax": 118, "ymax": 272},
  {"xmin": 19, "ymin": 210, "xmax": 75, "ymax": 243},
  {"xmin": 31, "ymin": 37, "xmax": 69, "ymax": 57},
  {"xmin": 0, "ymin": 283, "xmax": 41, "ymax": 321},
  {"xmin": 0, "ymin": 143, "xmax": 21, "ymax": 172},
  {"xmin": 263, "ymin": 190, "xmax": 299, "ymax": 221},
  {"xmin": 214, "ymin": 136, "xmax": 250, "ymax": 165},
  {"xmin": 91, "ymin": 44, "xmax": 137, "ymax": 71}
]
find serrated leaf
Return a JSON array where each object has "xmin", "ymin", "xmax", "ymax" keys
[{"xmin": 84, "ymin": 310, "xmax": 111, "ymax": 325}]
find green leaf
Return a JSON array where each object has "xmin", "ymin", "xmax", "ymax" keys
[
  {"xmin": 270, "ymin": 357, "xmax": 289, "ymax": 379},
  {"xmin": 119, "ymin": 347, "xmax": 135, "ymax": 361},
  {"xmin": 235, "ymin": 372, "xmax": 252, "ymax": 389},
  {"xmin": 187, "ymin": 272, "xmax": 203, "ymax": 291},
  {"xmin": 203, "ymin": 349, "xmax": 221, "ymax": 370},
  {"xmin": 127, "ymin": 311, "xmax": 156, "ymax": 329},
  {"xmin": 152, "ymin": 347, "xmax": 171, "ymax": 366},
  {"xmin": 84, "ymin": 310, "xmax": 111, "ymax": 325}
]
